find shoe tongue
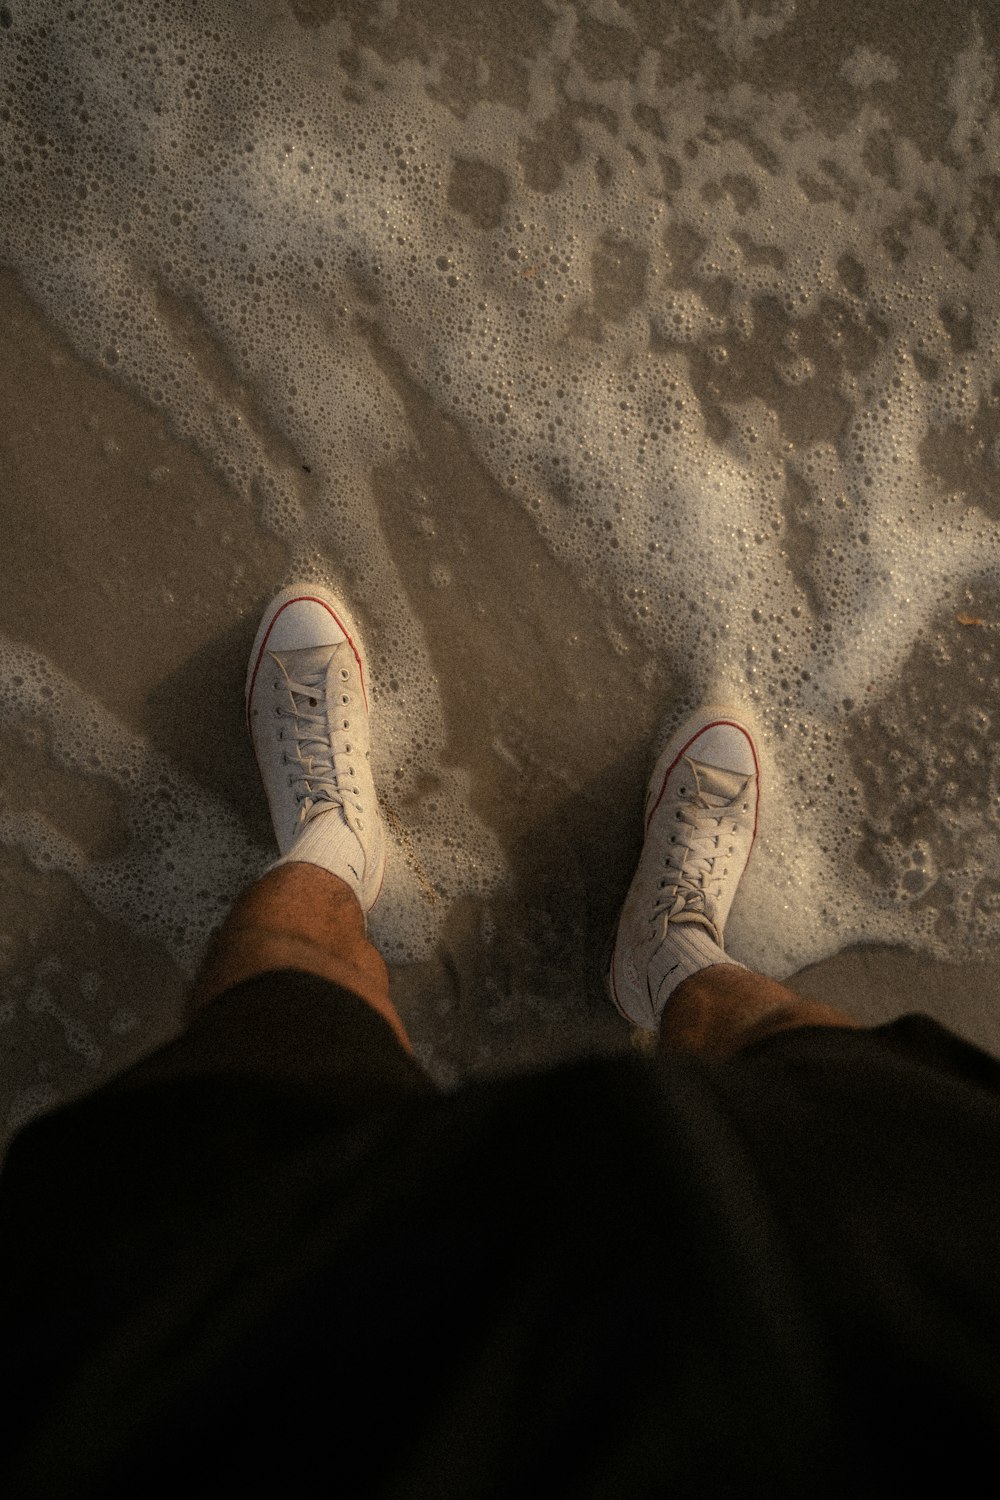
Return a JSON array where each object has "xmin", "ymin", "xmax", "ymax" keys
[
  {"xmin": 688, "ymin": 757, "xmax": 751, "ymax": 807},
  {"xmin": 270, "ymin": 643, "xmax": 339, "ymax": 681}
]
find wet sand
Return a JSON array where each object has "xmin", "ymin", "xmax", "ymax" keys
[{"xmin": 3, "ymin": 269, "xmax": 998, "ymax": 1156}]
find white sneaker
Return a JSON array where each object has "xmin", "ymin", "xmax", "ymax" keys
[
  {"xmin": 609, "ymin": 707, "xmax": 759, "ymax": 1030},
  {"xmin": 245, "ymin": 583, "xmax": 386, "ymax": 912}
]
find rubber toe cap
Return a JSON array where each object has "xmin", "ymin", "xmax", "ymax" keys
[
  {"xmin": 261, "ymin": 595, "xmax": 349, "ymax": 652},
  {"xmin": 687, "ymin": 717, "xmax": 757, "ymax": 776}
]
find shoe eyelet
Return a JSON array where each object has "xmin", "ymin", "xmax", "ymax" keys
[
  {"xmin": 339, "ymin": 668, "xmax": 350, "ymax": 681},
  {"xmin": 343, "ymin": 720, "xmax": 350, "ymax": 729},
  {"xmin": 679, "ymin": 786, "xmax": 685, "ymax": 795},
  {"xmin": 341, "ymin": 694, "xmax": 350, "ymax": 705},
  {"xmin": 308, "ymin": 696, "xmax": 318, "ymax": 707},
  {"xmin": 273, "ymin": 680, "xmax": 279, "ymax": 690},
  {"xmin": 675, "ymin": 810, "xmax": 682, "ymax": 819}
]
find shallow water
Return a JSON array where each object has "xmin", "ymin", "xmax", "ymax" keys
[{"xmin": 2, "ymin": 0, "xmax": 1000, "ymax": 1125}]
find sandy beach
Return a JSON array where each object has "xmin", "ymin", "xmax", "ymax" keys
[{"xmin": 2, "ymin": 0, "xmax": 1000, "ymax": 1152}]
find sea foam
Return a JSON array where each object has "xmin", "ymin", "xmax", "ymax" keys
[{"xmin": 1, "ymin": 0, "xmax": 999, "ymax": 981}]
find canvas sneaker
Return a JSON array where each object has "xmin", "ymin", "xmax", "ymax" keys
[
  {"xmin": 609, "ymin": 707, "xmax": 759, "ymax": 1030},
  {"xmin": 245, "ymin": 583, "xmax": 386, "ymax": 912}
]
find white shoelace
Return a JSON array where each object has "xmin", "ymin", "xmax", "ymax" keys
[
  {"xmin": 651, "ymin": 760, "xmax": 742, "ymax": 939},
  {"xmin": 274, "ymin": 657, "xmax": 358, "ymax": 828}
]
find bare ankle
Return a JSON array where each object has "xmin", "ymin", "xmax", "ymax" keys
[{"xmin": 660, "ymin": 963, "xmax": 860, "ymax": 1061}]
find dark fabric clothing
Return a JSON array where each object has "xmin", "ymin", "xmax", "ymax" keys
[{"xmin": 1, "ymin": 971, "xmax": 999, "ymax": 1499}]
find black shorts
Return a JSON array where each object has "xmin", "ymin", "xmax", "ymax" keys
[{"xmin": 2, "ymin": 970, "xmax": 1000, "ymax": 1499}]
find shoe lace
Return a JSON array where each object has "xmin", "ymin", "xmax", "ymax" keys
[
  {"xmin": 651, "ymin": 756, "xmax": 745, "ymax": 939},
  {"xmin": 273, "ymin": 655, "xmax": 355, "ymax": 827}
]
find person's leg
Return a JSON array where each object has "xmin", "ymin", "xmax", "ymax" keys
[
  {"xmin": 180, "ymin": 581, "xmax": 412, "ymax": 1053},
  {"xmin": 189, "ymin": 861, "xmax": 411, "ymax": 1052},
  {"xmin": 658, "ymin": 962, "xmax": 860, "ymax": 1061}
]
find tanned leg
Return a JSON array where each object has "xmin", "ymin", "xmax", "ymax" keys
[
  {"xmin": 660, "ymin": 962, "xmax": 861, "ymax": 1061},
  {"xmin": 189, "ymin": 862, "xmax": 411, "ymax": 1053}
]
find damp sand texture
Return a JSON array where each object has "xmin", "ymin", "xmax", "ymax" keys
[{"xmin": 2, "ymin": 0, "xmax": 1000, "ymax": 1145}]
